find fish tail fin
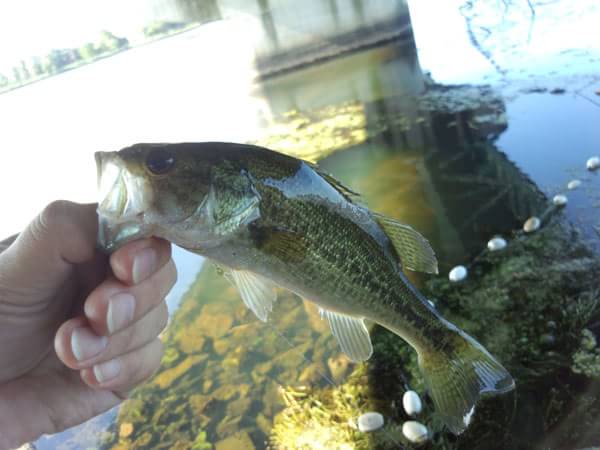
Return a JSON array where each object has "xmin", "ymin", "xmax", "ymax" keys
[{"xmin": 417, "ymin": 326, "xmax": 514, "ymax": 434}]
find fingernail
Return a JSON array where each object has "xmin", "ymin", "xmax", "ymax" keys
[
  {"xmin": 71, "ymin": 327, "xmax": 108, "ymax": 362},
  {"xmin": 132, "ymin": 247, "xmax": 157, "ymax": 284},
  {"xmin": 94, "ymin": 358, "xmax": 121, "ymax": 383},
  {"xmin": 107, "ymin": 293, "xmax": 135, "ymax": 334}
]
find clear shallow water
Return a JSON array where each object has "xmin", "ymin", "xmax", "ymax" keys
[{"xmin": 1, "ymin": 0, "xmax": 598, "ymax": 449}]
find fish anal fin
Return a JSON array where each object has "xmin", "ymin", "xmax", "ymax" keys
[
  {"xmin": 228, "ymin": 269, "xmax": 277, "ymax": 322},
  {"xmin": 374, "ymin": 213, "xmax": 438, "ymax": 274},
  {"xmin": 320, "ymin": 308, "xmax": 373, "ymax": 362}
]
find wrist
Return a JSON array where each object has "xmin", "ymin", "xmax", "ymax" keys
[{"xmin": 0, "ymin": 382, "xmax": 46, "ymax": 450}]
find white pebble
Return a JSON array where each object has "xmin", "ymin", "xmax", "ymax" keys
[
  {"xmin": 402, "ymin": 421, "xmax": 429, "ymax": 443},
  {"xmin": 449, "ymin": 265, "xmax": 467, "ymax": 282},
  {"xmin": 487, "ymin": 237, "xmax": 507, "ymax": 251},
  {"xmin": 567, "ymin": 180, "xmax": 581, "ymax": 190},
  {"xmin": 402, "ymin": 390, "xmax": 422, "ymax": 416},
  {"xmin": 357, "ymin": 412, "xmax": 384, "ymax": 432},
  {"xmin": 587, "ymin": 156, "xmax": 600, "ymax": 171},
  {"xmin": 552, "ymin": 194, "xmax": 568, "ymax": 206},
  {"xmin": 523, "ymin": 216, "xmax": 541, "ymax": 233}
]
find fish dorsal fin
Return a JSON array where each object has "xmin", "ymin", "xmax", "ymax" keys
[
  {"xmin": 373, "ymin": 213, "xmax": 438, "ymax": 274},
  {"xmin": 320, "ymin": 308, "xmax": 373, "ymax": 362},
  {"xmin": 307, "ymin": 162, "xmax": 361, "ymax": 202},
  {"xmin": 228, "ymin": 269, "xmax": 277, "ymax": 322}
]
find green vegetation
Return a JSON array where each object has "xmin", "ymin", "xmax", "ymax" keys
[
  {"xmin": 143, "ymin": 21, "xmax": 191, "ymax": 38},
  {"xmin": 0, "ymin": 31, "xmax": 129, "ymax": 93}
]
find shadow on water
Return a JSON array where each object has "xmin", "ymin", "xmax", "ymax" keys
[{"xmin": 31, "ymin": 1, "xmax": 600, "ymax": 449}]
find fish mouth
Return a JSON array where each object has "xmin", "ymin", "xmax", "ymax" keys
[{"xmin": 95, "ymin": 151, "xmax": 152, "ymax": 252}]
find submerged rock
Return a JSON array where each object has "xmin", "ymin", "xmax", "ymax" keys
[
  {"xmin": 327, "ymin": 354, "xmax": 353, "ymax": 383},
  {"xmin": 357, "ymin": 411, "xmax": 385, "ymax": 432},
  {"xmin": 402, "ymin": 421, "xmax": 429, "ymax": 443},
  {"xmin": 449, "ymin": 265, "xmax": 468, "ymax": 282},
  {"xmin": 119, "ymin": 422, "xmax": 134, "ymax": 439},
  {"xmin": 402, "ymin": 390, "xmax": 423, "ymax": 416},
  {"xmin": 215, "ymin": 431, "xmax": 256, "ymax": 450},
  {"xmin": 153, "ymin": 354, "xmax": 207, "ymax": 389}
]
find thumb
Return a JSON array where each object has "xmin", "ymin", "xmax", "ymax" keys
[{"xmin": 0, "ymin": 201, "xmax": 99, "ymax": 303}]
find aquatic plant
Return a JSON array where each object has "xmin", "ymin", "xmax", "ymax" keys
[
  {"xmin": 269, "ymin": 369, "xmax": 405, "ymax": 450},
  {"xmin": 572, "ymin": 329, "xmax": 600, "ymax": 378}
]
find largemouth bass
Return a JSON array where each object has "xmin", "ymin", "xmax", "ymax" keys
[{"xmin": 95, "ymin": 142, "xmax": 514, "ymax": 434}]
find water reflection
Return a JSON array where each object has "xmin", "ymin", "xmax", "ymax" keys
[{"xmin": 19, "ymin": 0, "xmax": 599, "ymax": 449}]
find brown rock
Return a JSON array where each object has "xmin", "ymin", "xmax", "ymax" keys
[
  {"xmin": 277, "ymin": 304, "xmax": 305, "ymax": 329},
  {"xmin": 221, "ymin": 356, "xmax": 240, "ymax": 371},
  {"xmin": 254, "ymin": 361, "xmax": 274, "ymax": 376},
  {"xmin": 215, "ymin": 431, "xmax": 256, "ymax": 450},
  {"xmin": 299, "ymin": 362, "xmax": 327, "ymax": 384},
  {"xmin": 202, "ymin": 379, "xmax": 214, "ymax": 393},
  {"xmin": 273, "ymin": 341, "xmax": 311, "ymax": 371},
  {"xmin": 262, "ymin": 380, "xmax": 283, "ymax": 416},
  {"xmin": 216, "ymin": 415, "xmax": 242, "ymax": 438},
  {"xmin": 189, "ymin": 394, "xmax": 215, "ymax": 416},
  {"xmin": 213, "ymin": 384, "xmax": 239, "ymax": 401},
  {"xmin": 227, "ymin": 396, "xmax": 252, "ymax": 417},
  {"xmin": 195, "ymin": 311, "xmax": 234, "ymax": 339},
  {"xmin": 153, "ymin": 354, "xmax": 207, "ymax": 389},
  {"xmin": 171, "ymin": 440, "xmax": 194, "ymax": 450},
  {"xmin": 303, "ymin": 299, "xmax": 329, "ymax": 333},
  {"xmin": 256, "ymin": 413, "xmax": 272, "ymax": 435},
  {"xmin": 327, "ymin": 354, "xmax": 353, "ymax": 383},
  {"xmin": 176, "ymin": 331, "xmax": 206, "ymax": 355},
  {"xmin": 213, "ymin": 338, "xmax": 232, "ymax": 355},
  {"xmin": 229, "ymin": 323, "xmax": 257, "ymax": 340},
  {"xmin": 119, "ymin": 422, "xmax": 133, "ymax": 438}
]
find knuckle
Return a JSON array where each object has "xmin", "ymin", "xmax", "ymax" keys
[
  {"xmin": 157, "ymin": 303, "xmax": 169, "ymax": 333},
  {"xmin": 38, "ymin": 200, "xmax": 73, "ymax": 233}
]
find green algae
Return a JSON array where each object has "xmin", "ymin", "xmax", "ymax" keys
[{"xmin": 572, "ymin": 329, "xmax": 600, "ymax": 378}]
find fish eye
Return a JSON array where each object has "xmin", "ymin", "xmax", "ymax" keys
[{"xmin": 146, "ymin": 148, "xmax": 175, "ymax": 175}]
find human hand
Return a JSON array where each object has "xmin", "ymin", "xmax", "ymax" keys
[{"xmin": 0, "ymin": 201, "xmax": 176, "ymax": 449}]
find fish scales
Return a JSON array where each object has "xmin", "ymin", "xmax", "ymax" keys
[{"xmin": 250, "ymin": 174, "xmax": 444, "ymax": 351}]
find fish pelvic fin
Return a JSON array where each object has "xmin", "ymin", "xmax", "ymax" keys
[
  {"xmin": 418, "ymin": 327, "xmax": 514, "ymax": 434},
  {"xmin": 227, "ymin": 269, "xmax": 277, "ymax": 322}
]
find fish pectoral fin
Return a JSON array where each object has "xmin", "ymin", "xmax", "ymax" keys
[
  {"xmin": 320, "ymin": 308, "xmax": 373, "ymax": 362},
  {"xmin": 373, "ymin": 212, "xmax": 438, "ymax": 274},
  {"xmin": 229, "ymin": 269, "xmax": 277, "ymax": 322}
]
